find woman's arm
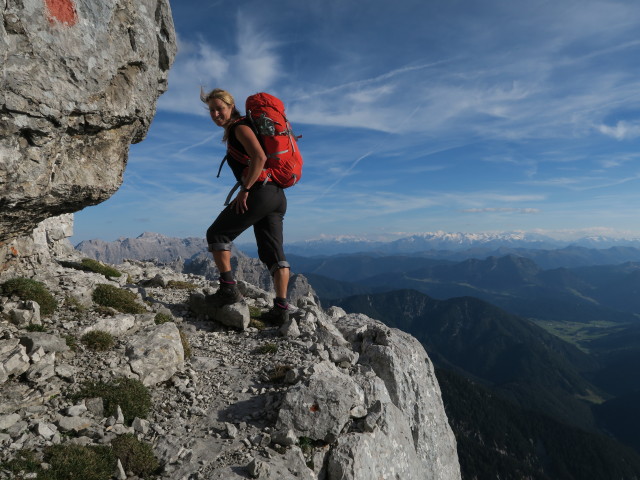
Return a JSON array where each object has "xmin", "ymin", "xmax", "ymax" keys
[{"xmin": 231, "ymin": 124, "xmax": 267, "ymax": 213}]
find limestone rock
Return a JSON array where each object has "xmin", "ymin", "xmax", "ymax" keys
[
  {"xmin": 276, "ymin": 361, "xmax": 365, "ymax": 442},
  {"xmin": 1, "ymin": 340, "xmax": 30, "ymax": 380},
  {"xmin": 337, "ymin": 314, "xmax": 461, "ymax": 480},
  {"xmin": 0, "ymin": 0, "xmax": 177, "ymax": 243},
  {"xmin": 25, "ymin": 351, "xmax": 56, "ymax": 383},
  {"xmin": 0, "ymin": 413, "xmax": 21, "ymax": 430},
  {"xmin": 216, "ymin": 302, "xmax": 250, "ymax": 330},
  {"xmin": 327, "ymin": 401, "xmax": 423, "ymax": 480},
  {"xmin": 19, "ymin": 332, "xmax": 69, "ymax": 354},
  {"xmin": 81, "ymin": 314, "xmax": 136, "ymax": 337},
  {"xmin": 9, "ymin": 300, "xmax": 41, "ymax": 327},
  {"xmin": 126, "ymin": 322, "xmax": 185, "ymax": 386},
  {"xmin": 187, "ymin": 291, "xmax": 250, "ymax": 330}
]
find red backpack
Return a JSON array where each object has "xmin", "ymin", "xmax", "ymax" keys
[{"xmin": 223, "ymin": 93, "xmax": 303, "ymax": 203}]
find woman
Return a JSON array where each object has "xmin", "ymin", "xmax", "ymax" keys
[{"xmin": 203, "ymin": 88, "xmax": 291, "ymax": 324}]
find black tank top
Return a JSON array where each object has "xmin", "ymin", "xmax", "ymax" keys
[{"xmin": 226, "ymin": 118, "xmax": 252, "ymax": 182}]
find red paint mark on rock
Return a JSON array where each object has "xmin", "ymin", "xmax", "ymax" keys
[{"xmin": 45, "ymin": 0, "xmax": 78, "ymax": 26}]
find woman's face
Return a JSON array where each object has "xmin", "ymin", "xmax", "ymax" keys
[{"xmin": 208, "ymin": 98, "xmax": 234, "ymax": 127}]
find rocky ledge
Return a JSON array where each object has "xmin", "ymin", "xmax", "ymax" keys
[{"xmin": 0, "ymin": 248, "xmax": 460, "ymax": 480}]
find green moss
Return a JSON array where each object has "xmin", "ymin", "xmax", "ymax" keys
[
  {"xmin": 81, "ymin": 330, "xmax": 115, "ymax": 351},
  {"xmin": 0, "ymin": 277, "xmax": 57, "ymax": 316},
  {"xmin": 166, "ymin": 280, "xmax": 198, "ymax": 290},
  {"xmin": 111, "ymin": 434, "xmax": 159, "ymax": 478},
  {"xmin": 92, "ymin": 284, "xmax": 147, "ymax": 314},
  {"xmin": 72, "ymin": 377, "xmax": 151, "ymax": 425},
  {"xmin": 154, "ymin": 312, "xmax": 173, "ymax": 324}
]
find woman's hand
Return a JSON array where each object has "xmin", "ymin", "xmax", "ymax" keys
[{"xmin": 231, "ymin": 190, "xmax": 250, "ymax": 214}]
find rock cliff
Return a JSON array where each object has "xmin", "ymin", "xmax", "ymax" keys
[
  {"xmin": 0, "ymin": 224, "xmax": 461, "ymax": 479},
  {"xmin": 0, "ymin": 0, "xmax": 176, "ymax": 243}
]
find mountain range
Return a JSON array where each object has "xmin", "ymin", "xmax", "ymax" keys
[
  {"xmin": 239, "ymin": 231, "xmax": 640, "ymax": 257},
  {"xmin": 77, "ymin": 231, "xmax": 640, "ymax": 266}
]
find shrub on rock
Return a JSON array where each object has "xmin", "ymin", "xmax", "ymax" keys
[
  {"xmin": 92, "ymin": 284, "xmax": 146, "ymax": 314},
  {"xmin": 81, "ymin": 330, "xmax": 115, "ymax": 351},
  {"xmin": 154, "ymin": 312, "xmax": 173, "ymax": 324},
  {"xmin": 44, "ymin": 444, "xmax": 115, "ymax": 480},
  {"xmin": 80, "ymin": 258, "xmax": 122, "ymax": 278},
  {"xmin": 0, "ymin": 277, "xmax": 57, "ymax": 315},
  {"xmin": 73, "ymin": 377, "xmax": 151, "ymax": 425},
  {"xmin": 111, "ymin": 434, "xmax": 159, "ymax": 478}
]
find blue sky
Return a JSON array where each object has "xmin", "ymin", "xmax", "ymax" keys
[{"xmin": 72, "ymin": 0, "xmax": 640, "ymax": 245}]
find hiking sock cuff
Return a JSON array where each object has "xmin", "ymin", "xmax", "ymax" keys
[
  {"xmin": 274, "ymin": 297, "xmax": 288, "ymax": 309},
  {"xmin": 219, "ymin": 271, "xmax": 235, "ymax": 283}
]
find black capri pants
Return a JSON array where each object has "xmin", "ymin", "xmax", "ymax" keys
[{"xmin": 206, "ymin": 183, "xmax": 289, "ymax": 274}]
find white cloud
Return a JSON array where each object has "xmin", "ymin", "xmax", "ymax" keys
[
  {"xmin": 597, "ymin": 121, "xmax": 640, "ymax": 140},
  {"xmin": 158, "ymin": 12, "xmax": 281, "ymax": 116}
]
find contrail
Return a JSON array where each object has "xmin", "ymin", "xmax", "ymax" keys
[
  {"xmin": 177, "ymin": 132, "xmax": 219, "ymax": 155},
  {"xmin": 318, "ymin": 151, "xmax": 373, "ymax": 198}
]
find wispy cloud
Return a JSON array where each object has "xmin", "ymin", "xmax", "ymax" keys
[
  {"xmin": 461, "ymin": 208, "xmax": 540, "ymax": 214},
  {"xmin": 159, "ymin": 12, "xmax": 281, "ymax": 116},
  {"xmin": 597, "ymin": 121, "xmax": 640, "ymax": 140}
]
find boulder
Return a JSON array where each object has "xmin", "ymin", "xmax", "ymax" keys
[
  {"xmin": 19, "ymin": 332, "xmax": 70, "ymax": 354},
  {"xmin": 1, "ymin": 339, "xmax": 30, "ymax": 381},
  {"xmin": 0, "ymin": 0, "xmax": 176, "ymax": 243},
  {"xmin": 126, "ymin": 322, "xmax": 185, "ymax": 386},
  {"xmin": 81, "ymin": 314, "xmax": 136, "ymax": 337}
]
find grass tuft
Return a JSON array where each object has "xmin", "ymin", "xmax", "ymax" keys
[
  {"xmin": 179, "ymin": 328, "xmax": 192, "ymax": 358},
  {"xmin": 111, "ymin": 434, "xmax": 159, "ymax": 478},
  {"xmin": 81, "ymin": 330, "xmax": 115, "ymax": 351},
  {"xmin": 166, "ymin": 280, "xmax": 198, "ymax": 290},
  {"xmin": 92, "ymin": 284, "xmax": 147, "ymax": 314},
  {"xmin": 154, "ymin": 312, "xmax": 173, "ymax": 324},
  {"xmin": 72, "ymin": 377, "xmax": 151, "ymax": 425},
  {"xmin": 80, "ymin": 258, "xmax": 122, "ymax": 278},
  {"xmin": 256, "ymin": 343, "xmax": 279, "ymax": 354},
  {"xmin": 24, "ymin": 323, "xmax": 47, "ymax": 332},
  {"xmin": 64, "ymin": 334, "xmax": 79, "ymax": 352},
  {"xmin": 0, "ymin": 277, "xmax": 57, "ymax": 315},
  {"xmin": 43, "ymin": 444, "xmax": 115, "ymax": 480},
  {"xmin": 267, "ymin": 364, "xmax": 293, "ymax": 383}
]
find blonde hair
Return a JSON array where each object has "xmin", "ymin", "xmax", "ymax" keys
[{"xmin": 201, "ymin": 87, "xmax": 242, "ymax": 141}]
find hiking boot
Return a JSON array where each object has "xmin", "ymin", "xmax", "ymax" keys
[
  {"xmin": 205, "ymin": 282, "xmax": 243, "ymax": 308},
  {"xmin": 260, "ymin": 304, "xmax": 290, "ymax": 326}
]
